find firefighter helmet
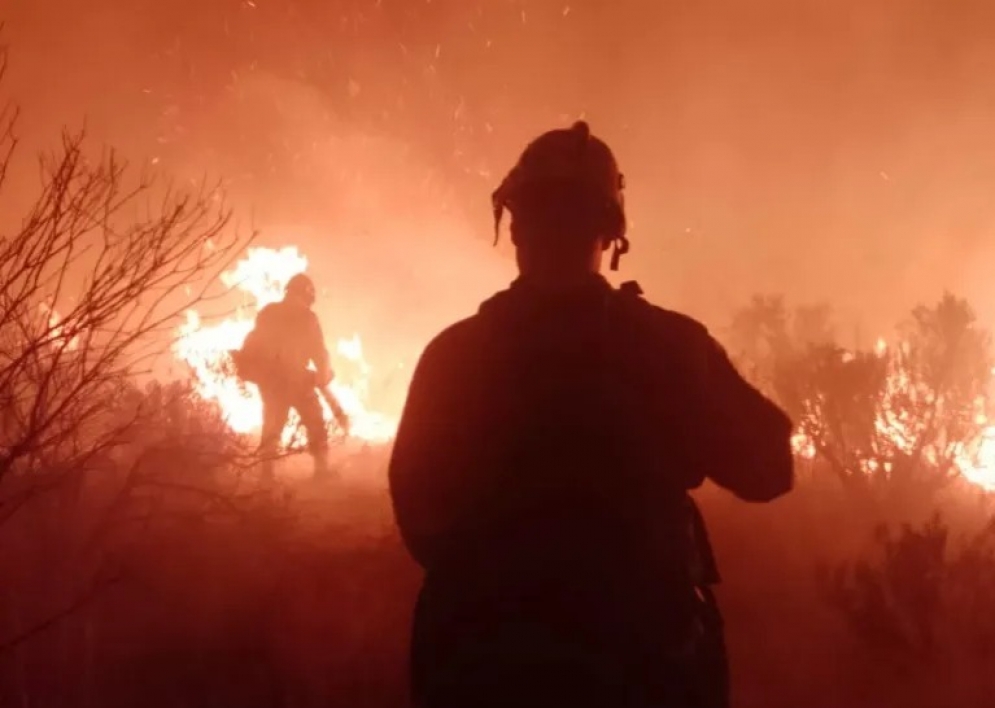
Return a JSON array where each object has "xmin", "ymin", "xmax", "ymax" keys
[
  {"xmin": 285, "ymin": 273, "xmax": 316, "ymax": 305},
  {"xmin": 492, "ymin": 121, "xmax": 629, "ymax": 270}
]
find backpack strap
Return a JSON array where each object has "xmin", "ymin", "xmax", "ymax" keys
[
  {"xmin": 617, "ymin": 280, "xmax": 644, "ymax": 298},
  {"xmin": 600, "ymin": 279, "xmax": 647, "ymax": 337}
]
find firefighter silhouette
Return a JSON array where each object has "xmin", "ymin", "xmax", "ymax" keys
[
  {"xmin": 388, "ymin": 121, "xmax": 795, "ymax": 708},
  {"xmin": 235, "ymin": 273, "xmax": 349, "ymax": 480}
]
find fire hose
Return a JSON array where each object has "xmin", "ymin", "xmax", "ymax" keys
[
  {"xmin": 317, "ymin": 383, "xmax": 351, "ymax": 437},
  {"xmin": 228, "ymin": 348, "xmax": 351, "ymax": 436}
]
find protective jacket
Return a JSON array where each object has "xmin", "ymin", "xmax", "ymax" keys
[
  {"xmin": 237, "ymin": 299, "xmax": 331, "ymax": 388},
  {"xmin": 388, "ymin": 275, "xmax": 794, "ymax": 708}
]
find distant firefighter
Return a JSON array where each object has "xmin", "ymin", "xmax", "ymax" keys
[
  {"xmin": 388, "ymin": 121, "xmax": 795, "ymax": 708},
  {"xmin": 233, "ymin": 272, "xmax": 349, "ymax": 480}
]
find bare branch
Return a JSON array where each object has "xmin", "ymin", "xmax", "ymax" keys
[{"xmin": 0, "ymin": 125, "xmax": 253, "ymax": 489}]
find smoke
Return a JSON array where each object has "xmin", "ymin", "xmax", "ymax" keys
[{"xmin": 5, "ymin": 0, "xmax": 995, "ymax": 343}]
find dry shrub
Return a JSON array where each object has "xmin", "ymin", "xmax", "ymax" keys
[
  {"xmin": 826, "ymin": 512, "xmax": 995, "ymax": 707},
  {"xmin": 0, "ymin": 385, "xmax": 420, "ymax": 708}
]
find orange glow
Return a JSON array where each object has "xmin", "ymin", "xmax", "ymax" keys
[
  {"xmin": 40, "ymin": 304, "xmax": 79, "ymax": 352},
  {"xmin": 961, "ymin": 427, "xmax": 995, "ymax": 492},
  {"xmin": 791, "ymin": 338, "xmax": 995, "ymax": 491},
  {"xmin": 174, "ymin": 246, "xmax": 397, "ymax": 448}
]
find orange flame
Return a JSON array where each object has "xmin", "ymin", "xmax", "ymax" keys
[{"xmin": 790, "ymin": 337, "xmax": 995, "ymax": 491}]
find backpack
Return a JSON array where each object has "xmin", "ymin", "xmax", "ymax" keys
[
  {"xmin": 466, "ymin": 278, "xmax": 729, "ymax": 707},
  {"xmin": 229, "ymin": 328, "xmax": 267, "ymax": 384}
]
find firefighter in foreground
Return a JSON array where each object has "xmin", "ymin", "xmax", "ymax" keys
[
  {"xmin": 388, "ymin": 121, "xmax": 795, "ymax": 708},
  {"xmin": 236, "ymin": 273, "xmax": 349, "ymax": 480}
]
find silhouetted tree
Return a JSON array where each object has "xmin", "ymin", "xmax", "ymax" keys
[
  {"xmin": 0, "ymin": 38, "xmax": 253, "ymax": 657},
  {"xmin": 727, "ymin": 294, "xmax": 792, "ymax": 394}
]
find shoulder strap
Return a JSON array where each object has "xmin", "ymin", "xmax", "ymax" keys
[
  {"xmin": 617, "ymin": 280, "xmax": 644, "ymax": 298},
  {"xmin": 601, "ymin": 279, "xmax": 647, "ymax": 330}
]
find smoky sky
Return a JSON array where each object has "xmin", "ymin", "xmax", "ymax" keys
[{"xmin": 5, "ymin": 0, "xmax": 995, "ymax": 347}]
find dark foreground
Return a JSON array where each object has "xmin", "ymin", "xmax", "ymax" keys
[{"xmin": 1, "ymin": 448, "xmax": 993, "ymax": 708}]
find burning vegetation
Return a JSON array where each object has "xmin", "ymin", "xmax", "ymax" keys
[
  {"xmin": 729, "ymin": 294, "xmax": 995, "ymax": 495},
  {"xmin": 2, "ymin": 5, "xmax": 995, "ymax": 708},
  {"xmin": 174, "ymin": 245, "xmax": 398, "ymax": 450}
]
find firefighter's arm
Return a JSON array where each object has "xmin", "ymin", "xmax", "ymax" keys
[
  {"xmin": 307, "ymin": 313, "xmax": 333, "ymax": 387},
  {"xmin": 388, "ymin": 330, "xmax": 473, "ymax": 568},
  {"xmin": 692, "ymin": 337, "xmax": 795, "ymax": 502}
]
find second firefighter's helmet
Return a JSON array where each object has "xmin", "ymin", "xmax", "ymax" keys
[{"xmin": 285, "ymin": 273, "xmax": 316, "ymax": 306}]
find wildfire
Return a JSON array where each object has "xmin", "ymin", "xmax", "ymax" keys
[
  {"xmin": 174, "ymin": 246, "xmax": 397, "ymax": 448},
  {"xmin": 790, "ymin": 338, "xmax": 995, "ymax": 492},
  {"xmin": 174, "ymin": 250, "xmax": 995, "ymax": 493}
]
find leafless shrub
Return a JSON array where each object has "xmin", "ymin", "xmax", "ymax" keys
[{"xmin": 0, "ymin": 36, "xmax": 255, "ymax": 656}]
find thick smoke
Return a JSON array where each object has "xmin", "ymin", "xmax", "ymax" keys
[{"xmin": 6, "ymin": 0, "xmax": 995, "ymax": 343}]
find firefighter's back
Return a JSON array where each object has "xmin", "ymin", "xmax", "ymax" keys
[
  {"xmin": 247, "ymin": 299, "xmax": 320, "ymax": 378},
  {"xmin": 389, "ymin": 121, "xmax": 794, "ymax": 708},
  {"xmin": 408, "ymin": 278, "xmax": 742, "ymax": 707}
]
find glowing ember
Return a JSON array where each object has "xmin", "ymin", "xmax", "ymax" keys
[{"xmin": 174, "ymin": 246, "xmax": 398, "ymax": 448}]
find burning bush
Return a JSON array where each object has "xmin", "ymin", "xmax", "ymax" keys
[{"xmin": 728, "ymin": 293, "xmax": 995, "ymax": 499}]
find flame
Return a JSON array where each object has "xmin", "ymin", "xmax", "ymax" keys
[
  {"xmin": 961, "ymin": 427, "xmax": 995, "ymax": 492},
  {"xmin": 791, "ymin": 430, "xmax": 816, "ymax": 459},
  {"xmin": 174, "ymin": 246, "xmax": 397, "ymax": 448},
  {"xmin": 789, "ymin": 336, "xmax": 995, "ymax": 491},
  {"xmin": 173, "ymin": 254, "xmax": 995, "ymax": 491}
]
